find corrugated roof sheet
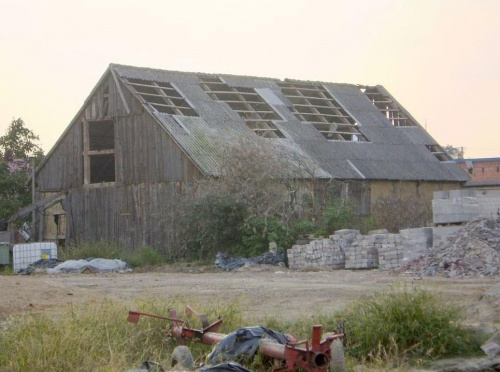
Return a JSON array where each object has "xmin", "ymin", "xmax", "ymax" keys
[{"xmin": 113, "ymin": 64, "xmax": 469, "ymax": 182}]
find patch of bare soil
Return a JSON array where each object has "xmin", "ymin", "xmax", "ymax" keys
[{"xmin": 0, "ymin": 267, "xmax": 498, "ymax": 327}]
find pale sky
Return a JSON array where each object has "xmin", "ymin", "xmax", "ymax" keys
[{"xmin": 0, "ymin": 0, "xmax": 499, "ymax": 158}]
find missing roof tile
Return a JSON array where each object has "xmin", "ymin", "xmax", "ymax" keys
[
  {"xmin": 361, "ymin": 86, "xmax": 417, "ymax": 127},
  {"xmin": 426, "ymin": 144, "xmax": 452, "ymax": 161},
  {"xmin": 278, "ymin": 82, "xmax": 369, "ymax": 142},
  {"xmin": 199, "ymin": 75, "xmax": 285, "ymax": 139},
  {"xmin": 124, "ymin": 78, "xmax": 198, "ymax": 117}
]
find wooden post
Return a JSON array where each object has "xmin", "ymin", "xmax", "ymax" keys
[{"xmin": 31, "ymin": 157, "xmax": 36, "ymax": 241}]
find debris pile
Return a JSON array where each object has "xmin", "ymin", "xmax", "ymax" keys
[
  {"xmin": 400, "ymin": 218, "xmax": 500, "ymax": 277},
  {"xmin": 214, "ymin": 251, "xmax": 285, "ymax": 271},
  {"xmin": 16, "ymin": 258, "xmax": 63, "ymax": 275}
]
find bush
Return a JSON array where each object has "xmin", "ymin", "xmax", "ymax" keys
[
  {"xmin": 341, "ymin": 285, "xmax": 481, "ymax": 360},
  {"xmin": 180, "ymin": 194, "xmax": 248, "ymax": 261},
  {"xmin": 317, "ymin": 200, "xmax": 380, "ymax": 236},
  {"xmin": 372, "ymin": 196, "xmax": 432, "ymax": 233}
]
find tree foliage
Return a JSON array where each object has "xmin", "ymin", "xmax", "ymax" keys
[
  {"xmin": 443, "ymin": 144, "xmax": 464, "ymax": 160},
  {"xmin": 0, "ymin": 118, "xmax": 43, "ymax": 162},
  {"xmin": 0, "ymin": 118, "xmax": 44, "ymax": 221}
]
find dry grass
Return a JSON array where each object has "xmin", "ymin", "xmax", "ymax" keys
[
  {"xmin": 0, "ymin": 299, "xmax": 241, "ymax": 371},
  {"xmin": 0, "ymin": 286, "xmax": 483, "ymax": 371}
]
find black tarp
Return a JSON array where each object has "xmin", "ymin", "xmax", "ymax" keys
[
  {"xmin": 213, "ymin": 252, "xmax": 285, "ymax": 271},
  {"xmin": 206, "ymin": 326, "xmax": 289, "ymax": 365}
]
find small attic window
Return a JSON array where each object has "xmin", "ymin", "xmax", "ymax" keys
[
  {"xmin": 426, "ymin": 144, "xmax": 452, "ymax": 161},
  {"xmin": 361, "ymin": 86, "xmax": 417, "ymax": 127},
  {"xmin": 198, "ymin": 75, "xmax": 285, "ymax": 139},
  {"xmin": 278, "ymin": 82, "xmax": 369, "ymax": 142},
  {"xmin": 125, "ymin": 78, "xmax": 198, "ymax": 117}
]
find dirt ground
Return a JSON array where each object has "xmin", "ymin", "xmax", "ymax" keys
[{"xmin": 1, "ymin": 266, "xmax": 499, "ymax": 326}]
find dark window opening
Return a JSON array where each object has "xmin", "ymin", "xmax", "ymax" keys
[
  {"xmin": 90, "ymin": 154, "xmax": 115, "ymax": 183},
  {"xmin": 88, "ymin": 120, "xmax": 114, "ymax": 151},
  {"xmin": 84, "ymin": 119, "xmax": 116, "ymax": 185}
]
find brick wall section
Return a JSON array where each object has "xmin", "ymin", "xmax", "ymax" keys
[
  {"xmin": 457, "ymin": 159, "xmax": 500, "ymax": 183},
  {"xmin": 288, "ymin": 227, "xmax": 432, "ymax": 270}
]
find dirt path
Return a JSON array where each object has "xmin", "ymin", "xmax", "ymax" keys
[{"xmin": 1, "ymin": 267, "xmax": 498, "ymax": 324}]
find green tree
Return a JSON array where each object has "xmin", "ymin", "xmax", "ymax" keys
[
  {"xmin": 443, "ymin": 144, "xmax": 464, "ymax": 159},
  {"xmin": 0, "ymin": 118, "xmax": 44, "ymax": 221},
  {"xmin": 0, "ymin": 118, "xmax": 44, "ymax": 162}
]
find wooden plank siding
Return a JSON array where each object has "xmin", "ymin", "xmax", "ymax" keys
[
  {"xmin": 62, "ymin": 182, "xmax": 198, "ymax": 251},
  {"xmin": 116, "ymin": 113, "xmax": 202, "ymax": 185},
  {"xmin": 36, "ymin": 72, "xmax": 203, "ymax": 248},
  {"xmin": 36, "ymin": 120, "xmax": 84, "ymax": 191}
]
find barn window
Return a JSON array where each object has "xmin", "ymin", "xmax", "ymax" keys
[
  {"xmin": 278, "ymin": 81, "xmax": 369, "ymax": 142},
  {"xmin": 199, "ymin": 75, "xmax": 286, "ymax": 138},
  {"xmin": 84, "ymin": 120, "xmax": 116, "ymax": 184}
]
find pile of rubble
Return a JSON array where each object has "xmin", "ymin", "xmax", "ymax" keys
[{"xmin": 399, "ymin": 218, "xmax": 500, "ymax": 278}]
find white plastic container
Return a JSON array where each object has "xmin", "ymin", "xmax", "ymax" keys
[{"xmin": 13, "ymin": 242, "xmax": 57, "ymax": 272}]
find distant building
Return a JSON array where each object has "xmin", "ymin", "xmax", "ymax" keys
[{"xmin": 456, "ymin": 158, "xmax": 500, "ymax": 188}]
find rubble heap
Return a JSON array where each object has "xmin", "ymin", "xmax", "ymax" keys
[{"xmin": 400, "ymin": 218, "xmax": 500, "ymax": 277}]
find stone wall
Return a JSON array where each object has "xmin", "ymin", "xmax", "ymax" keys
[{"xmin": 287, "ymin": 227, "xmax": 431, "ymax": 271}]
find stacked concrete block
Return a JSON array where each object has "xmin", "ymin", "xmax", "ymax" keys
[
  {"xmin": 400, "ymin": 227, "xmax": 432, "ymax": 263},
  {"xmin": 433, "ymin": 189, "xmax": 500, "ymax": 225},
  {"xmin": 287, "ymin": 236, "xmax": 345, "ymax": 270},
  {"xmin": 343, "ymin": 230, "xmax": 379, "ymax": 269},
  {"xmin": 327, "ymin": 235, "xmax": 347, "ymax": 269},
  {"xmin": 378, "ymin": 233, "xmax": 404, "ymax": 270},
  {"xmin": 288, "ymin": 227, "xmax": 431, "ymax": 271}
]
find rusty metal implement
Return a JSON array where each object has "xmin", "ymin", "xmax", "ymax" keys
[{"xmin": 128, "ymin": 305, "xmax": 344, "ymax": 372}]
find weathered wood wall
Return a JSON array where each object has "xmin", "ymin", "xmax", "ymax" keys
[
  {"xmin": 62, "ymin": 182, "xmax": 197, "ymax": 252},
  {"xmin": 116, "ymin": 113, "xmax": 202, "ymax": 185},
  {"xmin": 36, "ymin": 71, "xmax": 203, "ymax": 247},
  {"xmin": 36, "ymin": 119, "xmax": 84, "ymax": 191}
]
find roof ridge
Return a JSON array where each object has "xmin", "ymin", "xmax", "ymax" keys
[{"xmin": 110, "ymin": 63, "xmax": 369, "ymax": 86}]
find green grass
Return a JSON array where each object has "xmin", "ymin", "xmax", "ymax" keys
[
  {"xmin": 0, "ymin": 285, "xmax": 483, "ymax": 371},
  {"xmin": 0, "ymin": 265, "xmax": 13, "ymax": 275},
  {"xmin": 59, "ymin": 242, "xmax": 166, "ymax": 268},
  {"xmin": 339, "ymin": 284, "xmax": 482, "ymax": 361}
]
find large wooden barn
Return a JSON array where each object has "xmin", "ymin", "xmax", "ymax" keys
[{"xmin": 18, "ymin": 64, "xmax": 468, "ymax": 248}]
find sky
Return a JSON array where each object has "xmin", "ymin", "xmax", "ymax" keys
[{"xmin": 0, "ymin": 0, "xmax": 499, "ymax": 158}]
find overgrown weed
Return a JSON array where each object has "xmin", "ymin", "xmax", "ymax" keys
[
  {"xmin": 340, "ymin": 284, "xmax": 482, "ymax": 360},
  {"xmin": 0, "ymin": 299, "xmax": 242, "ymax": 371},
  {"xmin": 0, "ymin": 285, "xmax": 482, "ymax": 371}
]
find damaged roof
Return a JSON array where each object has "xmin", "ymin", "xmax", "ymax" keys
[{"xmin": 111, "ymin": 63, "xmax": 468, "ymax": 182}]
